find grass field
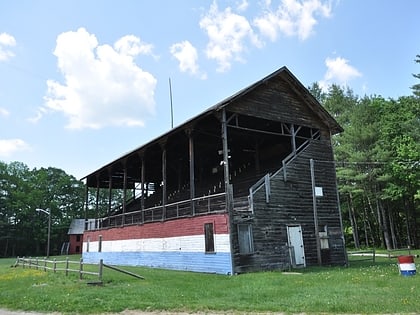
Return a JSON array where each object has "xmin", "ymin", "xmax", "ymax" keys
[{"xmin": 0, "ymin": 252, "xmax": 419, "ymax": 314}]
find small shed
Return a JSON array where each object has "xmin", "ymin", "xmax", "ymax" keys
[
  {"xmin": 82, "ymin": 66, "xmax": 347, "ymax": 274},
  {"xmin": 67, "ymin": 219, "xmax": 85, "ymax": 255}
]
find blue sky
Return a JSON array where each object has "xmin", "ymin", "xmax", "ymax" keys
[{"xmin": 0, "ymin": 0, "xmax": 419, "ymax": 179}]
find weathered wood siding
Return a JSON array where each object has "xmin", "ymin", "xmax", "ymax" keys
[
  {"xmin": 231, "ymin": 139, "xmax": 346, "ymax": 273},
  {"xmin": 228, "ymin": 76, "xmax": 327, "ymax": 130}
]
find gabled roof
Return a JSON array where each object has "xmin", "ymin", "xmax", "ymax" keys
[
  {"xmin": 82, "ymin": 66, "xmax": 342, "ymax": 181},
  {"xmin": 67, "ymin": 219, "xmax": 85, "ymax": 235}
]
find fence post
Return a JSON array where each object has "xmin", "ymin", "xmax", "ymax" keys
[
  {"xmin": 372, "ymin": 248, "xmax": 376, "ymax": 263},
  {"xmin": 44, "ymin": 257, "xmax": 47, "ymax": 271},
  {"xmin": 29, "ymin": 257, "xmax": 32, "ymax": 269},
  {"xmin": 36, "ymin": 257, "xmax": 39, "ymax": 270},
  {"xmin": 79, "ymin": 258, "xmax": 83, "ymax": 280},
  {"xmin": 66, "ymin": 257, "xmax": 69, "ymax": 276},
  {"xmin": 99, "ymin": 259, "xmax": 103, "ymax": 281},
  {"xmin": 53, "ymin": 258, "xmax": 57, "ymax": 273}
]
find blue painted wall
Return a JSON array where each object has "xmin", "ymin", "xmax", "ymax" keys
[{"xmin": 83, "ymin": 251, "xmax": 233, "ymax": 275}]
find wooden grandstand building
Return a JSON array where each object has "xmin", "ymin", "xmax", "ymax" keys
[{"xmin": 82, "ymin": 66, "xmax": 347, "ymax": 274}]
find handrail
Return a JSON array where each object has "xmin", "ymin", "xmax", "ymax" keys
[
  {"xmin": 249, "ymin": 138, "xmax": 316, "ymax": 211},
  {"xmin": 89, "ymin": 192, "xmax": 227, "ymax": 230}
]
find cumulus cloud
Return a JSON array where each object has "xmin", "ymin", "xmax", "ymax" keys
[
  {"xmin": 254, "ymin": 0, "xmax": 332, "ymax": 41},
  {"xmin": 0, "ymin": 139, "xmax": 30, "ymax": 158},
  {"xmin": 0, "ymin": 32, "xmax": 16, "ymax": 62},
  {"xmin": 199, "ymin": 2, "xmax": 261, "ymax": 72},
  {"xmin": 196, "ymin": 1, "xmax": 332, "ymax": 72},
  {"xmin": 43, "ymin": 28, "xmax": 157, "ymax": 129},
  {"xmin": 236, "ymin": 0, "xmax": 249, "ymax": 12},
  {"xmin": 319, "ymin": 56, "xmax": 362, "ymax": 90},
  {"xmin": 170, "ymin": 41, "xmax": 206, "ymax": 79}
]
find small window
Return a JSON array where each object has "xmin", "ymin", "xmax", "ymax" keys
[
  {"xmin": 238, "ymin": 224, "xmax": 254, "ymax": 254},
  {"xmin": 204, "ymin": 223, "xmax": 215, "ymax": 253},
  {"xmin": 76, "ymin": 235, "xmax": 81, "ymax": 242}
]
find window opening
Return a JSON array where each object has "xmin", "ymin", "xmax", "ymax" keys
[
  {"xmin": 204, "ymin": 223, "xmax": 215, "ymax": 253},
  {"xmin": 238, "ymin": 224, "xmax": 254, "ymax": 254}
]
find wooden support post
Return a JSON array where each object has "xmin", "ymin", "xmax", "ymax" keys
[
  {"xmin": 44, "ymin": 257, "xmax": 47, "ymax": 271},
  {"xmin": 79, "ymin": 258, "xmax": 83, "ymax": 280},
  {"xmin": 140, "ymin": 156, "xmax": 145, "ymax": 223},
  {"xmin": 291, "ymin": 124, "xmax": 296, "ymax": 154},
  {"xmin": 122, "ymin": 161, "xmax": 127, "ymax": 226},
  {"xmin": 108, "ymin": 168, "xmax": 113, "ymax": 227},
  {"xmin": 99, "ymin": 259, "xmax": 103, "ymax": 281},
  {"xmin": 95, "ymin": 176, "xmax": 100, "ymax": 229},
  {"xmin": 161, "ymin": 145, "xmax": 167, "ymax": 220},
  {"xmin": 53, "ymin": 258, "xmax": 57, "ymax": 273},
  {"xmin": 66, "ymin": 257, "xmax": 69, "ymax": 276},
  {"xmin": 310, "ymin": 159, "xmax": 322, "ymax": 266},
  {"xmin": 221, "ymin": 108, "xmax": 235, "ymax": 276},
  {"xmin": 84, "ymin": 182, "xmax": 89, "ymax": 225},
  {"xmin": 188, "ymin": 129, "xmax": 196, "ymax": 216}
]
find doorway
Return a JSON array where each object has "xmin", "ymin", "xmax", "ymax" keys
[{"xmin": 287, "ymin": 225, "xmax": 306, "ymax": 267}]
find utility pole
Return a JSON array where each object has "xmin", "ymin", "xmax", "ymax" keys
[{"xmin": 36, "ymin": 208, "xmax": 51, "ymax": 258}]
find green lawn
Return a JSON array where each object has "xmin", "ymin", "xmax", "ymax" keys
[{"xmin": 0, "ymin": 253, "xmax": 419, "ymax": 314}]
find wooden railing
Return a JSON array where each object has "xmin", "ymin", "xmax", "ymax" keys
[
  {"xmin": 93, "ymin": 192, "xmax": 227, "ymax": 230},
  {"xmin": 15, "ymin": 256, "xmax": 103, "ymax": 281},
  {"xmin": 347, "ymin": 249, "xmax": 376, "ymax": 263}
]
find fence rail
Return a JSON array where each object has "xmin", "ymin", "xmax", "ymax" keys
[
  {"xmin": 15, "ymin": 256, "xmax": 103, "ymax": 281},
  {"xmin": 386, "ymin": 247, "xmax": 415, "ymax": 258},
  {"xmin": 347, "ymin": 249, "xmax": 376, "ymax": 263}
]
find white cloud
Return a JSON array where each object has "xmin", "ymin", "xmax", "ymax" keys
[
  {"xmin": 0, "ymin": 139, "xmax": 30, "ymax": 158},
  {"xmin": 0, "ymin": 32, "xmax": 16, "ymax": 62},
  {"xmin": 0, "ymin": 107, "xmax": 10, "ymax": 117},
  {"xmin": 319, "ymin": 56, "xmax": 362, "ymax": 90},
  {"xmin": 254, "ymin": 0, "xmax": 332, "ymax": 41},
  {"xmin": 114, "ymin": 35, "xmax": 155, "ymax": 57},
  {"xmin": 43, "ymin": 27, "xmax": 157, "ymax": 129},
  {"xmin": 236, "ymin": 0, "xmax": 249, "ymax": 11},
  {"xmin": 200, "ymin": 2, "xmax": 261, "ymax": 72},
  {"xmin": 170, "ymin": 41, "xmax": 207, "ymax": 79}
]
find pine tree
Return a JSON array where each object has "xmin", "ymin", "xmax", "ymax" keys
[{"xmin": 411, "ymin": 54, "xmax": 420, "ymax": 97}]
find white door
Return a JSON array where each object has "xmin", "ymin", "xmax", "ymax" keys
[{"xmin": 287, "ymin": 225, "xmax": 306, "ymax": 267}]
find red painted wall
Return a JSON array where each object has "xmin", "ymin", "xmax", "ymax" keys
[
  {"xmin": 84, "ymin": 213, "xmax": 230, "ymax": 242},
  {"xmin": 68, "ymin": 234, "xmax": 83, "ymax": 254}
]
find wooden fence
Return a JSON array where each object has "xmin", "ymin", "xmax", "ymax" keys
[
  {"xmin": 347, "ymin": 249, "xmax": 376, "ymax": 263},
  {"xmin": 15, "ymin": 256, "xmax": 103, "ymax": 281}
]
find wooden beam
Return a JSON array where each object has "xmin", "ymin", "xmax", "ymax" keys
[
  {"xmin": 122, "ymin": 160, "xmax": 127, "ymax": 226},
  {"xmin": 161, "ymin": 145, "xmax": 167, "ymax": 220},
  {"xmin": 187, "ymin": 129, "xmax": 196, "ymax": 215},
  {"xmin": 310, "ymin": 158, "xmax": 322, "ymax": 265}
]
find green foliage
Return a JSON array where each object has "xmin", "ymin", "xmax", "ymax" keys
[
  {"xmin": 411, "ymin": 54, "xmax": 420, "ymax": 97},
  {"xmin": 316, "ymin": 83, "xmax": 420, "ymax": 250},
  {"xmin": 0, "ymin": 163, "xmax": 85, "ymax": 257},
  {"xmin": 0, "ymin": 255, "xmax": 419, "ymax": 314}
]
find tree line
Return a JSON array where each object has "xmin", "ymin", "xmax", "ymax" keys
[
  {"xmin": 0, "ymin": 163, "xmax": 86, "ymax": 257},
  {"xmin": 1, "ymin": 56, "xmax": 419, "ymax": 257},
  {"xmin": 309, "ymin": 56, "xmax": 420, "ymax": 249}
]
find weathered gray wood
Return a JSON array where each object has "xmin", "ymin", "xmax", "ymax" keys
[{"xmin": 103, "ymin": 263, "xmax": 145, "ymax": 279}]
